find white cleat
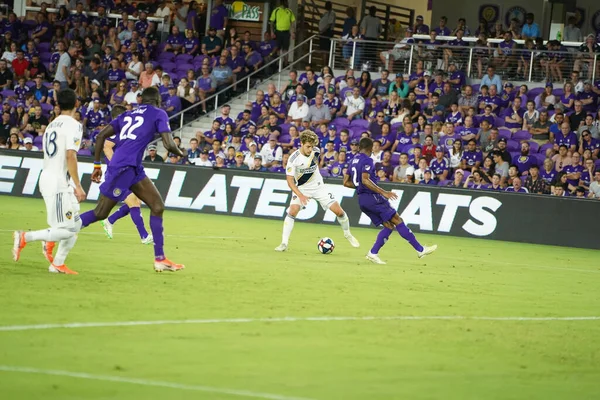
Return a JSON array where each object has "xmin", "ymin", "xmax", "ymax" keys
[
  {"xmin": 345, "ymin": 234, "xmax": 360, "ymax": 248},
  {"xmin": 101, "ymin": 219, "xmax": 113, "ymax": 239},
  {"xmin": 274, "ymin": 243, "xmax": 288, "ymax": 252},
  {"xmin": 418, "ymin": 245, "xmax": 438, "ymax": 259},
  {"xmin": 366, "ymin": 252, "xmax": 386, "ymax": 264},
  {"xmin": 141, "ymin": 234, "xmax": 154, "ymax": 245}
]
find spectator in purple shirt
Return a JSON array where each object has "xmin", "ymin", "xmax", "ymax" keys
[
  {"xmin": 196, "ymin": 65, "xmax": 217, "ymax": 114},
  {"xmin": 243, "ymin": 44, "xmax": 263, "ymax": 73},
  {"xmin": 31, "ymin": 13, "xmax": 52, "ymax": 44},
  {"xmin": 434, "ymin": 16, "xmax": 451, "ymax": 36},
  {"xmin": 210, "ymin": 0, "xmax": 229, "ymax": 40},
  {"xmin": 494, "ymin": 31, "xmax": 516, "ymax": 72},
  {"xmin": 165, "ymin": 25, "xmax": 185, "ymax": 54},
  {"xmin": 164, "ymin": 85, "xmax": 182, "ymax": 117},
  {"xmin": 563, "ymin": 152, "xmax": 584, "ymax": 191},
  {"xmin": 505, "ymin": 177, "xmax": 529, "ymax": 193},
  {"xmin": 443, "ymin": 30, "xmax": 467, "ymax": 70},
  {"xmin": 183, "ymin": 30, "xmax": 200, "ymax": 56},
  {"xmin": 512, "ymin": 142, "xmax": 536, "ymax": 175},
  {"xmin": 555, "ymin": 122, "xmax": 578, "ymax": 153},
  {"xmin": 135, "ymin": 12, "xmax": 149, "ymax": 35},
  {"xmin": 461, "ymin": 139, "xmax": 483, "ymax": 172},
  {"xmin": 502, "ymin": 96, "xmax": 524, "ymax": 132}
]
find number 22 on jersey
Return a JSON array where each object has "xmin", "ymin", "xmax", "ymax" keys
[{"xmin": 119, "ymin": 116, "xmax": 144, "ymax": 140}]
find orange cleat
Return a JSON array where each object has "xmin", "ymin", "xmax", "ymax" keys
[
  {"xmin": 12, "ymin": 231, "xmax": 26, "ymax": 262},
  {"xmin": 42, "ymin": 241, "xmax": 56, "ymax": 264},
  {"xmin": 154, "ymin": 258, "xmax": 185, "ymax": 272},
  {"xmin": 48, "ymin": 264, "xmax": 78, "ymax": 275}
]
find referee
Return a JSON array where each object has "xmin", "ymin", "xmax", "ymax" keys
[{"xmin": 270, "ymin": 0, "xmax": 296, "ymax": 56}]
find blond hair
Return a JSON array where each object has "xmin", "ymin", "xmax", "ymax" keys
[
  {"xmin": 432, "ymin": 121, "xmax": 443, "ymax": 133},
  {"xmin": 300, "ymin": 130, "xmax": 319, "ymax": 145}
]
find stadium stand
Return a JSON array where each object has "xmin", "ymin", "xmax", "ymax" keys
[{"xmin": 1, "ymin": 3, "xmax": 599, "ymax": 198}]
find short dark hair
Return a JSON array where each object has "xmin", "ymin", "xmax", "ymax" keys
[
  {"xmin": 57, "ymin": 88, "xmax": 77, "ymax": 111},
  {"xmin": 359, "ymin": 137, "xmax": 373, "ymax": 150},
  {"xmin": 529, "ymin": 164, "xmax": 539, "ymax": 170},
  {"xmin": 141, "ymin": 86, "xmax": 161, "ymax": 106},
  {"xmin": 111, "ymin": 104, "xmax": 126, "ymax": 119}
]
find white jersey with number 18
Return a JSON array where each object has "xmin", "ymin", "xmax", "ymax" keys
[{"xmin": 39, "ymin": 115, "xmax": 83, "ymax": 195}]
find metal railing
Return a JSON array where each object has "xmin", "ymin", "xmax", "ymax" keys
[
  {"xmin": 151, "ymin": 35, "xmax": 318, "ymax": 145},
  {"xmin": 329, "ymin": 37, "xmax": 598, "ymax": 83}
]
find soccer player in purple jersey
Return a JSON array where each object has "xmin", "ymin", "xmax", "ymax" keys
[
  {"xmin": 98, "ymin": 105, "xmax": 153, "ymax": 245},
  {"xmin": 82, "ymin": 87, "xmax": 186, "ymax": 272},
  {"xmin": 344, "ymin": 138, "xmax": 437, "ymax": 264}
]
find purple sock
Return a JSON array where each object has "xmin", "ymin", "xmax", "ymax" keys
[
  {"xmin": 80, "ymin": 210, "xmax": 99, "ymax": 228},
  {"xmin": 149, "ymin": 215, "xmax": 165, "ymax": 260},
  {"xmin": 370, "ymin": 227, "xmax": 393, "ymax": 255},
  {"xmin": 108, "ymin": 204, "xmax": 130, "ymax": 224},
  {"xmin": 129, "ymin": 207, "xmax": 149, "ymax": 239},
  {"xmin": 396, "ymin": 222, "xmax": 424, "ymax": 252}
]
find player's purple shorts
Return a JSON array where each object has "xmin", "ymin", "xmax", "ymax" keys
[
  {"xmin": 100, "ymin": 165, "xmax": 146, "ymax": 202},
  {"xmin": 358, "ymin": 193, "xmax": 396, "ymax": 226}
]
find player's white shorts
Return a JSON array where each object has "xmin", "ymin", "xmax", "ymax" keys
[
  {"xmin": 42, "ymin": 190, "xmax": 81, "ymax": 230},
  {"xmin": 291, "ymin": 182, "xmax": 336, "ymax": 210}
]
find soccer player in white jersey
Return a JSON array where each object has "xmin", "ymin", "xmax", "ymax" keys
[
  {"xmin": 275, "ymin": 130, "xmax": 360, "ymax": 251},
  {"xmin": 12, "ymin": 89, "xmax": 86, "ymax": 274}
]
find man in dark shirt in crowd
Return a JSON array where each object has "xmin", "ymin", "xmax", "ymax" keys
[
  {"xmin": 302, "ymin": 70, "xmax": 319, "ymax": 100},
  {"xmin": 143, "ymin": 144, "xmax": 164, "ymax": 162},
  {"xmin": 0, "ymin": 111, "xmax": 11, "ymax": 142},
  {"xmin": 0, "ymin": 60, "xmax": 13, "ymax": 90}
]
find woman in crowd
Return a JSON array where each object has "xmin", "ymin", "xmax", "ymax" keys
[
  {"xmin": 358, "ymin": 71, "xmax": 372, "ymax": 97},
  {"xmin": 111, "ymin": 80, "xmax": 128, "ymax": 106},
  {"xmin": 539, "ymin": 83, "xmax": 556, "ymax": 110},
  {"xmin": 177, "ymin": 77, "xmax": 197, "ymax": 107},
  {"xmin": 448, "ymin": 139, "xmax": 464, "ymax": 171},
  {"xmin": 268, "ymin": 93, "xmax": 287, "ymax": 123},
  {"xmin": 522, "ymin": 100, "xmax": 539, "ymax": 130},
  {"xmin": 125, "ymin": 52, "xmax": 143, "ymax": 81},
  {"xmin": 383, "ymin": 90, "xmax": 401, "ymax": 122},
  {"xmin": 559, "ymin": 82, "xmax": 575, "ymax": 111}
]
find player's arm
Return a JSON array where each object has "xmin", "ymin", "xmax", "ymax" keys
[
  {"xmin": 103, "ymin": 137, "xmax": 116, "ymax": 161},
  {"xmin": 361, "ymin": 172, "xmax": 397, "ymax": 200},
  {"xmin": 161, "ymin": 132, "xmax": 185, "ymax": 157},
  {"xmin": 343, "ymin": 172, "xmax": 355, "ymax": 189},
  {"xmin": 91, "ymin": 124, "xmax": 115, "ymax": 183}
]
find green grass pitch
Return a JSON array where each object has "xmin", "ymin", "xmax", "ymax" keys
[{"xmin": 1, "ymin": 196, "xmax": 599, "ymax": 400}]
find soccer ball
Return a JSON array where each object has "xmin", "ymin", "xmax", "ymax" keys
[{"xmin": 317, "ymin": 237, "xmax": 335, "ymax": 254}]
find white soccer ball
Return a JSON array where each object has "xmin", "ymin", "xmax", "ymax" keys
[{"xmin": 317, "ymin": 237, "xmax": 335, "ymax": 254}]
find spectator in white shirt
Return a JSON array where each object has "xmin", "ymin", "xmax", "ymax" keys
[
  {"xmin": 370, "ymin": 139, "xmax": 383, "ymax": 163},
  {"xmin": 589, "ymin": 171, "xmax": 600, "ymax": 198},
  {"xmin": 339, "ymin": 87, "xmax": 365, "ymax": 120},
  {"xmin": 287, "ymin": 95, "xmax": 309, "ymax": 125},
  {"xmin": 191, "ymin": 150, "xmax": 213, "ymax": 167},
  {"xmin": 124, "ymin": 81, "xmax": 142, "ymax": 105},
  {"xmin": 260, "ymin": 135, "xmax": 283, "ymax": 167},
  {"xmin": 19, "ymin": 137, "xmax": 39, "ymax": 151},
  {"xmin": 244, "ymin": 141, "xmax": 260, "ymax": 167}
]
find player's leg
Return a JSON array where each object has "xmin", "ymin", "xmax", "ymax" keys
[
  {"xmin": 275, "ymin": 203, "xmax": 301, "ymax": 252},
  {"xmin": 326, "ymin": 200, "xmax": 360, "ymax": 248},
  {"xmin": 124, "ymin": 194, "xmax": 152, "ymax": 243},
  {"xmin": 130, "ymin": 176, "xmax": 184, "ymax": 271},
  {"xmin": 79, "ymin": 195, "xmax": 118, "ymax": 228},
  {"xmin": 102, "ymin": 203, "xmax": 129, "ymax": 239},
  {"xmin": 390, "ymin": 214, "xmax": 437, "ymax": 258}
]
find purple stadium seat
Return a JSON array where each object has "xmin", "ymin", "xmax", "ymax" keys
[
  {"xmin": 40, "ymin": 103, "xmax": 53, "ymax": 115},
  {"xmin": 1, "ymin": 89, "xmax": 15, "ymax": 98},
  {"xmin": 350, "ymin": 119, "xmax": 369, "ymax": 129},
  {"xmin": 25, "ymin": 81, "xmax": 35, "ymax": 88},
  {"xmin": 279, "ymin": 123, "xmax": 291, "ymax": 135},
  {"xmin": 332, "ymin": 117, "xmax": 349, "ymax": 128},
  {"xmin": 471, "ymin": 84, "xmax": 480, "ymax": 93},
  {"xmin": 193, "ymin": 55, "xmax": 208, "ymax": 64},
  {"xmin": 157, "ymin": 52, "xmax": 174, "ymax": 62},
  {"xmin": 8, "ymin": 99, "xmax": 16, "ymax": 107},
  {"xmin": 539, "ymin": 142, "xmax": 553, "ymax": 155},
  {"xmin": 320, "ymin": 168, "xmax": 330, "ymax": 177},
  {"xmin": 438, "ymin": 179, "xmax": 451, "ymax": 186},
  {"xmin": 278, "ymin": 134, "xmax": 290, "ymax": 144},
  {"xmin": 78, "ymin": 149, "xmax": 92, "ymax": 156},
  {"xmin": 43, "ymin": 82, "xmax": 52, "ymax": 89},
  {"xmin": 462, "ymin": 171, "xmax": 471, "ymax": 180},
  {"xmin": 391, "ymin": 122, "xmax": 403, "ymax": 133},
  {"xmin": 33, "ymin": 136, "xmax": 43, "ymax": 147},
  {"xmin": 162, "ymin": 61, "xmax": 176, "ymax": 72},
  {"xmin": 554, "ymin": 89, "xmax": 564, "ymax": 98},
  {"xmin": 509, "ymin": 151, "xmax": 520, "ymax": 160},
  {"xmin": 391, "ymin": 152, "xmax": 401, "ymax": 165},
  {"xmin": 22, "ymin": 133, "xmax": 33, "ymax": 140},
  {"xmin": 527, "ymin": 87, "xmax": 543, "ymax": 102},
  {"xmin": 497, "ymin": 128, "xmax": 511, "ymax": 140},
  {"xmin": 42, "ymin": 61, "xmax": 51, "ymax": 71},
  {"xmin": 595, "ymin": 159, "xmax": 600, "ymax": 170},
  {"xmin": 512, "ymin": 130, "xmax": 532, "ymax": 141},
  {"xmin": 527, "ymin": 141, "xmax": 540, "ymax": 153},
  {"xmin": 176, "ymin": 54, "xmax": 193, "ymax": 64},
  {"xmin": 349, "ymin": 127, "xmax": 363, "ymax": 139},
  {"xmin": 39, "ymin": 52, "xmax": 51, "ymax": 62},
  {"xmin": 494, "ymin": 116, "xmax": 505, "ymax": 128},
  {"xmin": 175, "ymin": 63, "xmax": 194, "ymax": 72},
  {"xmin": 507, "ymin": 140, "xmax": 520, "ymax": 152},
  {"xmin": 37, "ymin": 42, "xmax": 50, "ymax": 53}
]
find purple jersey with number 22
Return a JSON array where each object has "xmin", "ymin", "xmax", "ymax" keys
[
  {"xmin": 349, "ymin": 153, "xmax": 396, "ymax": 226},
  {"xmin": 100, "ymin": 104, "xmax": 171, "ymax": 201}
]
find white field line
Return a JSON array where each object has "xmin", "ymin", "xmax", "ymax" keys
[
  {"xmin": 435, "ymin": 256, "xmax": 600, "ymax": 274},
  {"xmin": 0, "ymin": 315, "xmax": 599, "ymax": 333},
  {"xmin": 0, "ymin": 229, "xmax": 242, "ymax": 240},
  {"xmin": 0, "ymin": 365, "xmax": 314, "ymax": 400}
]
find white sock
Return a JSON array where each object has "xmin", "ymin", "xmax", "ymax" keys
[
  {"xmin": 25, "ymin": 227, "xmax": 73, "ymax": 243},
  {"xmin": 52, "ymin": 234, "xmax": 78, "ymax": 266},
  {"xmin": 338, "ymin": 212, "xmax": 351, "ymax": 235},
  {"xmin": 281, "ymin": 214, "xmax": 295, "ymax": 245}
]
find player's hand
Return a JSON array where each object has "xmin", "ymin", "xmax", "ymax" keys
[
  {"xmin": 74, "ymin": 185, "xmax": 86, "ymax": 203},
  {"xmin": 383, "ymin": 191, "xmax": 398, "ymax": 201},
  {"xmin": 91, "ymin": 168, "xmax": 103, "ymax": 183},
  {"xmin": 299, "ymin": 193, "xmax": 309, "ymax": 206}
]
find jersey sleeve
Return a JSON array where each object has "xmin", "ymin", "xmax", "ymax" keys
[
  {"xmin": 155, "ymin": 108, "xmax": 171, "ymax": 133},
  {"xmin": 109, "ymin": 114, "xmax": 122, "ymax": 135},
  {"xmin": 66, "ymin": 120, "xmax": 83, "ymax": 152},
  {"xmin": 361, "ymin": 157, "xmax": 374, "ymax": 175},
  {"xmin": 286, "ymin": 152, "xmax": 297, "ymax": 177}
]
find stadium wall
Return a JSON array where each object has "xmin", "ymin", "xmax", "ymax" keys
[{"xmin": 1, "ymin": 151, "xmax": 599, "ymax": 250}]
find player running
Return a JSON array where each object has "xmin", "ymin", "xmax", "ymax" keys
[
  {"xmin": 344, "ymin": 137, "xmax": 437, "ymax": 264},
  {"xmin": 100, "ymin": 105, "xmax": 153, "ymax": 244},
  {"xmin": 12, "ymin": 89, "xmax": 86, "ymax": 274},
  {"xmin": 275, "ymin": 130, "xmax": 359, "ymax": 251},
  {"xmin": 78, "ymin": 87, "xmax": 186, "ymax": 272}
]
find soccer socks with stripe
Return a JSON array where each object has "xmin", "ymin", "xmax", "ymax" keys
[
  {"xmin": 370, "ymin": 227, "xmax": 393, "ymax": 255},
  {"xmin": 149, "ymin": 215, "xmax": 165, "ymax": 260},
  {"xmin": 396, "ymin": 222, "xmax": 424, "ymax": 252},
  {"xmin": 25, "ymin": 227, "xmax": 74, "ymax": 242},
  {"xmin": 108, "ymin": 204, "xmax": 130, "ymax": 224},
  {"xmin": 79, "ymin": 210, "xmax": 99, "ymax": 228},
  {"xmin": 337, "ymin": 212, "xmax": 350, "ymax": 234},
  {"xmin": 129, "ymin": 207, "xmax": 149, "ymax": 239},
  {"xmin": 52, "ymin": 234, "xmax": 78, "ymax": 266},
  {"xmin": 281, "ymin": 214, "xmax": 295, "ymax": 245}
]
